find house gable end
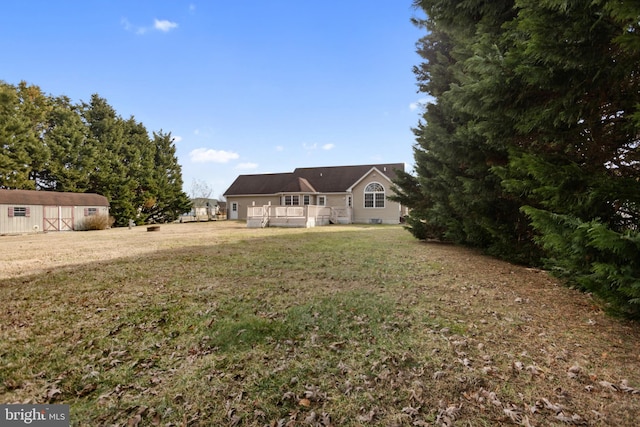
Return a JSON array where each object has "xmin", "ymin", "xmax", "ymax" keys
[{"xmin": 346, "ymin": 167, "xmax": 395, "ymax": 192}]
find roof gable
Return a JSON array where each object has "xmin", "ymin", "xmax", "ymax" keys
[
  {"xmin": 293, "ymin": 163, "xmax": 403, "ymax": 193},
  {"xmin": 346, "ymin": 167, "xmax": 395, "ymax": 191},
  {"xmin": 281, "ymin": 177, "xmax": 317, "ymax": 193},
  {"xmin": 224, "ymin": 163, "xmax": 404, "ymax": 196}
]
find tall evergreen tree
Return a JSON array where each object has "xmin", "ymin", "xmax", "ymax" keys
[
  {"xmin": 121, "ymin": 116, "xmax": 156, "ymax": 224},
  {"xmin": 81, "ymin": 94, "xmax": 138, "ymax": 226},
  {"xmin": 40, "ymin": 95, "xmax": 96, "ymax": 192},
  {"xmin": 394, "ymin": 0, "xmax": 537, "ymax": 263},
  {"xmin": 0, "ymin": 82, "xmax": 32, "ymax": 189},
  {"xmin": 0, "ymin": 81, "xmax": 50, "ymax": 189},
  {"xmin": 400, "ymin": 0, "xmax": 640, "ymax": 315},
  {"xmin": 146, "ymin": 130, "xmax": 191, "ymax": 223},
  {"xmin": 14, "ymin": 82, "xmax": 51, "ymax": 188},
  {"xmin": 2, "ymin": 83, "xmax": 191, "ymax": 228},
  {"xmin": 496, "ymin": 0, "xmax": 640, "ymax": 316},
  {"xmin": 81, "ymin": 95, "xmax": 190, "ymax": 226}
]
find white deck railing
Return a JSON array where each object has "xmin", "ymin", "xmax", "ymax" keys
[{"xmin": 247, "ymin": 205, "xmax": 349, "ymax": 227}]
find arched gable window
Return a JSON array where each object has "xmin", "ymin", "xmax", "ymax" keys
[{"xmin": 364, "ymin": 182, "xmax": 385, "ymax": 208}]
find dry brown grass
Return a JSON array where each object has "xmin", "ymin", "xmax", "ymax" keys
[{"xmin": 1, "ymin": 222, "xmax": 639, "ymax": 426}]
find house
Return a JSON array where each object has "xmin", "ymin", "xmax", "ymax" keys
[
  {"xmin": 180, "ymin": 198, "xmax": 221, "ymax": 222},
  {"xmin": 0, "ymin": 189, "xmax": 109, "ymax": 235},
  {"xmin": 223, "ymin": 163, "xmax": 406, "ymax": 227}
]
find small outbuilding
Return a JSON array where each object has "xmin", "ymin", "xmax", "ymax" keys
[
  {"xmin": 0, "ymin": 189, "xmax": 110, "ymax": 235},
  {"xmin": 179, "ymin": 198, "xmax": 221, "ymax": 222}
]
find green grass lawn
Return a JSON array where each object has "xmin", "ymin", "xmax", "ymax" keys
[{"xmin": 1, "ymin": 224, "xmax": 639, "ymax": 426}]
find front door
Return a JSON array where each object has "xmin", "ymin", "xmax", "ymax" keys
[{"xmin": 229, "ymin": 202, "xmax": 238, "ymax": 220}]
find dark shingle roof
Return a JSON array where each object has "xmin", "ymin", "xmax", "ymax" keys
[
  {"xmin": 281, "ymin": 177, "xmax": 317, "ymax": 193},
  {"xmin": 224, "ymin": 163, "xmax": 404, "ymax": 196},
  {"xmin": 224, "ymin": 172, "xmax": 296, "ymax": 195},
  {"xmin": 0, "ymin": 189, "xmax": 109, "ymax": 206},
  {"xmin": 293, "ymin": 164, "xmax": 404, "ymax": 192}
]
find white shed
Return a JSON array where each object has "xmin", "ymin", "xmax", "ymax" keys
[{"xmin": 0, "ymin": 189, "xmax": 109, "ymax": 234}]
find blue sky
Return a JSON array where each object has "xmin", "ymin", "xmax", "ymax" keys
[{"xmin": 1, "ymin": 1, "xmax": 427, "ymax": 197}]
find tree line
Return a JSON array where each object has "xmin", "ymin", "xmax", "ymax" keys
[
  {"xmin": 392, "ymin": 1, "xmax": 640, "ymax": 317},
  {"xmin": 0, "ymin": 81, "xmax": 191, "ymax": 226}
]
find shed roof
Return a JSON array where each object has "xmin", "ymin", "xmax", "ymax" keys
[
  {"xmin": 0, "ymin": 189, "xmax": 109, "ymax": 206},
  {"xmin": 224, "ymin": 163, "xmax": 404, "ymax": 196}
]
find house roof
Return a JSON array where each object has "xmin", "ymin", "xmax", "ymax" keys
[
  {"xmin": 0, "ymin": 189, "xmax": 109, "ymax": 206},
  {"xmin": 191, "ymin": 197, "xmax": 219, "ymax": 206},
  {"xmin": 281, "ymin": 177, "xmax": 317, "ymax": 193},
  {"xmin": 224, "ymin": 163, "xmax": 404, "ymax": 196},
  {"xmin": 224, "ymin": 172, "xmax": 297, "ymax": 195}
]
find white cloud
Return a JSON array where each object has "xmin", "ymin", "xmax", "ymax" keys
[
  {"xmin": 173, "ymin": 135, "xmax": 183, "ymax": 143},
  {"xmin": 189, "ymin": 4, "xmax": 196, "ymax": 12},
  {"xmin": 275, "ymin": 145, "xmax": 284, "ymax": 152},
  {"xmin": 303, "ymin": 142, "xmax": 333, "ymax": 151},
  {"xmin": 154, "ymin": 19, "xmax": 178, "ymax": 32},
  {"xmin": 409, "ymin": 97, "xmax": 433, "ymax": 111},
  {"xmin": 189, "ymin": 148, "xmax": 239, "ymax": 163},
  {"xmin": 236, "ymin": 162, "xmax": 259, "ymax": 170},
  {"xmin": 121, "ymin": 17, "xmax": 177, "ymax": 34}
]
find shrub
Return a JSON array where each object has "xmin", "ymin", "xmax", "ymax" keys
[{"xmin": 77, "ymin": 214, "xmax": 111, "ymax": 231}]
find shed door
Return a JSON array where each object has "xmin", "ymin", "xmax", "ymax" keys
[
  {"xmin": 230, "ymin": 202, "xmax": 238, "ymax": 220},
  {"xmin": 44, "ymin": 206, "xmax": 74, "ymax": 231}
]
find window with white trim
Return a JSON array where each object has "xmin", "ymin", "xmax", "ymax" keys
[
  {"xmin": 318, "ymin": 196, "xmax": 326, "ymax": 206},
  {"xmin": 84, "ymin": 207, "xmax": 98, "ymax": 216},
  {"xmin": 284, "ymin": 195, "xmax": 300, "ymax": 206},
  {"xmin": 303, "ymin": 195, "xmax": 310, "ymax": 205},
  {"xmin": 364, "ymin": 182, "xmax": 385, "ymax": 208}
]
